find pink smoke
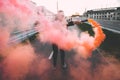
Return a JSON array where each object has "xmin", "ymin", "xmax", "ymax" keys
[
  {"xmin": 0, "ymin": 28, "xmax": 10, "ymax": 50},
  {"xmin": 2, "ymin": 44, "xmax": 36, "ymax": 80},
  {"xmin": 0, "ymin": 0, "xmax": 38, "ymax": 30},
  {"xmin": 0, "ymin": 0, "xmax": 50, "ymax": 80},
  {"xmin": 70, "ymin": 55, "xmax": 120, "ymax": 80},
  {"xmin": 2, "ymin": 44, "xmax": 51, "ymax": 80},
  {"xmin": 29, "ymin": 55, "xmax": 51, "ymax": 77},
  {"xmin": 36, "ymin": 15, "xmax": 105, "ymax": 58},
  {"xmin": 0, "ymin": 0, "xmax": 38, "ymax": 56},
  {"xmin": 1, "ymin": 0, "xmax": 117, "ymax": 80},
  {"xmin": 36, "ymin": 19, "xmax": 76, "ymax": 51},
  {"xmin": 73, "ymin": 19, "xmax": 106, "ymax": 58},
  {"xmin": 0, "ymin": 0, "xmax": 38, "ymax": 51}
]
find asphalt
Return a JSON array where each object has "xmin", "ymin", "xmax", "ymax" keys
[{"xmin": 95, "ymin": 20, "xmax": 120, "ymax": 34}]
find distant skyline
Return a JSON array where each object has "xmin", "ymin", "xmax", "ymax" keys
[{"xmin": 32, "ymin": 0, "xmax": 120, "ymax": 16}]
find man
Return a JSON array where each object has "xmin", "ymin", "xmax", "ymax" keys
[{"xmin": 52, "ymin": 10, "xmax": 67, "ymax": 69}]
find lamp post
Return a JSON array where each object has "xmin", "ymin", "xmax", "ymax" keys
[{"xmin": 57, "ymin": 0, "xmax": 59, "ymax": 12}]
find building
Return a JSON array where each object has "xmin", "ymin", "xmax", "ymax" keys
[
  {"xmin": 84, "ymin": 7, "xmax": 120, "ymax": 20},
  {"xmin": 37, "ymin": 6, "xmax": 55, "ymax": 21}
]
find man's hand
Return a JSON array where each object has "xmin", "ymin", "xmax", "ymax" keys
[{"xmin": 74, "ymin": 21, "xmax": 81, "ymax": 25}]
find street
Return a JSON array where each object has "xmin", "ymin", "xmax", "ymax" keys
[
  {"xmin": 95, "ymin": 20, "xmax": 120, "ymax": 34},
  {"xmin": 24, "ymin": 30, "xmax": 120, "ymax": 80}
]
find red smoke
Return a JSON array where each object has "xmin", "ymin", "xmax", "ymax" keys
[
  {"xmin": 29, "ymin": 55, "xmax": 51, "ymax": 77},
  {"xmin": 37, "ymin": 20, "xmax": 76, "ymax": 51},
  {"xmin": 74, "ymin": 19, "xmax": 106, "ymax": 58},
  {"xmin": 2, "ymin": 44, "xmax": 36, "ymax": 80},
  {"xmin": 0, "ymin": 0, "xmax": 38, "ymax": 51},
  {"xmin": 0, "ymin": 28, "xmax": 10, "ymax": 49},
  {"xmin": 0, "ymin": 0, "xmax": 50, "ymax": 80},
  {"xmin": 2, "ymin": 44, "xmax": 51, "ymax": 80},
  {"xmin": 0, "ymin": 0, "xmax": 38, "ymax": 30},
  {"xmin": 69, "ymin": 58, "xmax": 92, "ymax": 80},
  {"xmin": 9, "ymin": 0, "xmax": 31, "ymax": 14},
  {"xmin": 2, "ymin": 0, "xmax": 119, "ymax": 80},
  {"xmin": 37, "ymin": 16, "xmax": 105, "ymax": 58},
  {"xmin": 70, "ymin": 55, "xmax": 120, "ymax": 80},
  {"xmin": 0, "ymin": 0, "xmax": 37, "ymax": 55}
]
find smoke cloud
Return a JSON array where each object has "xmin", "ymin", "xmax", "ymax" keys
[
  {"xmin": 1, "ymin": 0, "xmax": 119, "ymax": 80},
  {"xmin": 2, "ymin": 44, "xmax": 36, "ymax": 80},
  {"xmin": 37, "ymin": 18, "xmax": 106, "ymax": 58},
  {"xmin": 1, "ymin": 43, "xmax": 50, "ymax": 80},
  {"xmin": 70, "ymin": 54, "xmax": 120, "ymax": 80},
  {"xmin": 0, "ymin": 0, "xmax": 50, "ymax": 80}
]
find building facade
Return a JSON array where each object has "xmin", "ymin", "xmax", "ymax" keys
[
  {"xmin": 84, "ymin": 7, "xmax": 120, "ymax": 20},
  {"xmin": 37, "ymin": 6, "xmax": 55, "ymax": 21}
]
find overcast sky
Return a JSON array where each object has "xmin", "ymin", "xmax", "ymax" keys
[{"xmin": 32, "ymin": 0, "xmax": 120, "ymax": 16}]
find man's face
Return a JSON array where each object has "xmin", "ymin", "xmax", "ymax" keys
[{"xmin": 57, "ymin": 11, "xmax": 64, "ymax": 21}]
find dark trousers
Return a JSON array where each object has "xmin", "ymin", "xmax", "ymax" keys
[{"xmin": 52, "ymin": 44, "xmax": 65, "ymax": 67}]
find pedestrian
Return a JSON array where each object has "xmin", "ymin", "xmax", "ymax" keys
[{"xmin": 52, "ymin": 10, "xmax": 67, "ymax": 69}]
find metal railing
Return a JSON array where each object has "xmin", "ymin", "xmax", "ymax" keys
[{"xmin": 8, "ymin": 28, "xmax": 38, "ymax": 45}]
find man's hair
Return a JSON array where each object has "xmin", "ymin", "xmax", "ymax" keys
[
  {"xmin": 58, "ymin": 10, "xmax": 63, "ymax": 13},
  {"xmin": 55, "ymin": 10, "xmax": 64, "ymax": 20}
]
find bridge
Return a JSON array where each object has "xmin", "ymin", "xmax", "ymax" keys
[{"xmin": 95, "ymin": 20, "xmax": 120, "ymax": 34}]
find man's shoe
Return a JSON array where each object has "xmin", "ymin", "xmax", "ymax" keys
[
  {"xmin": 62, "ymin": 63, "xmax": 67, "ymax": 69},
  {"xmin": 52, "ymin": 66, "xmax": 56, "ymax": 70}
]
